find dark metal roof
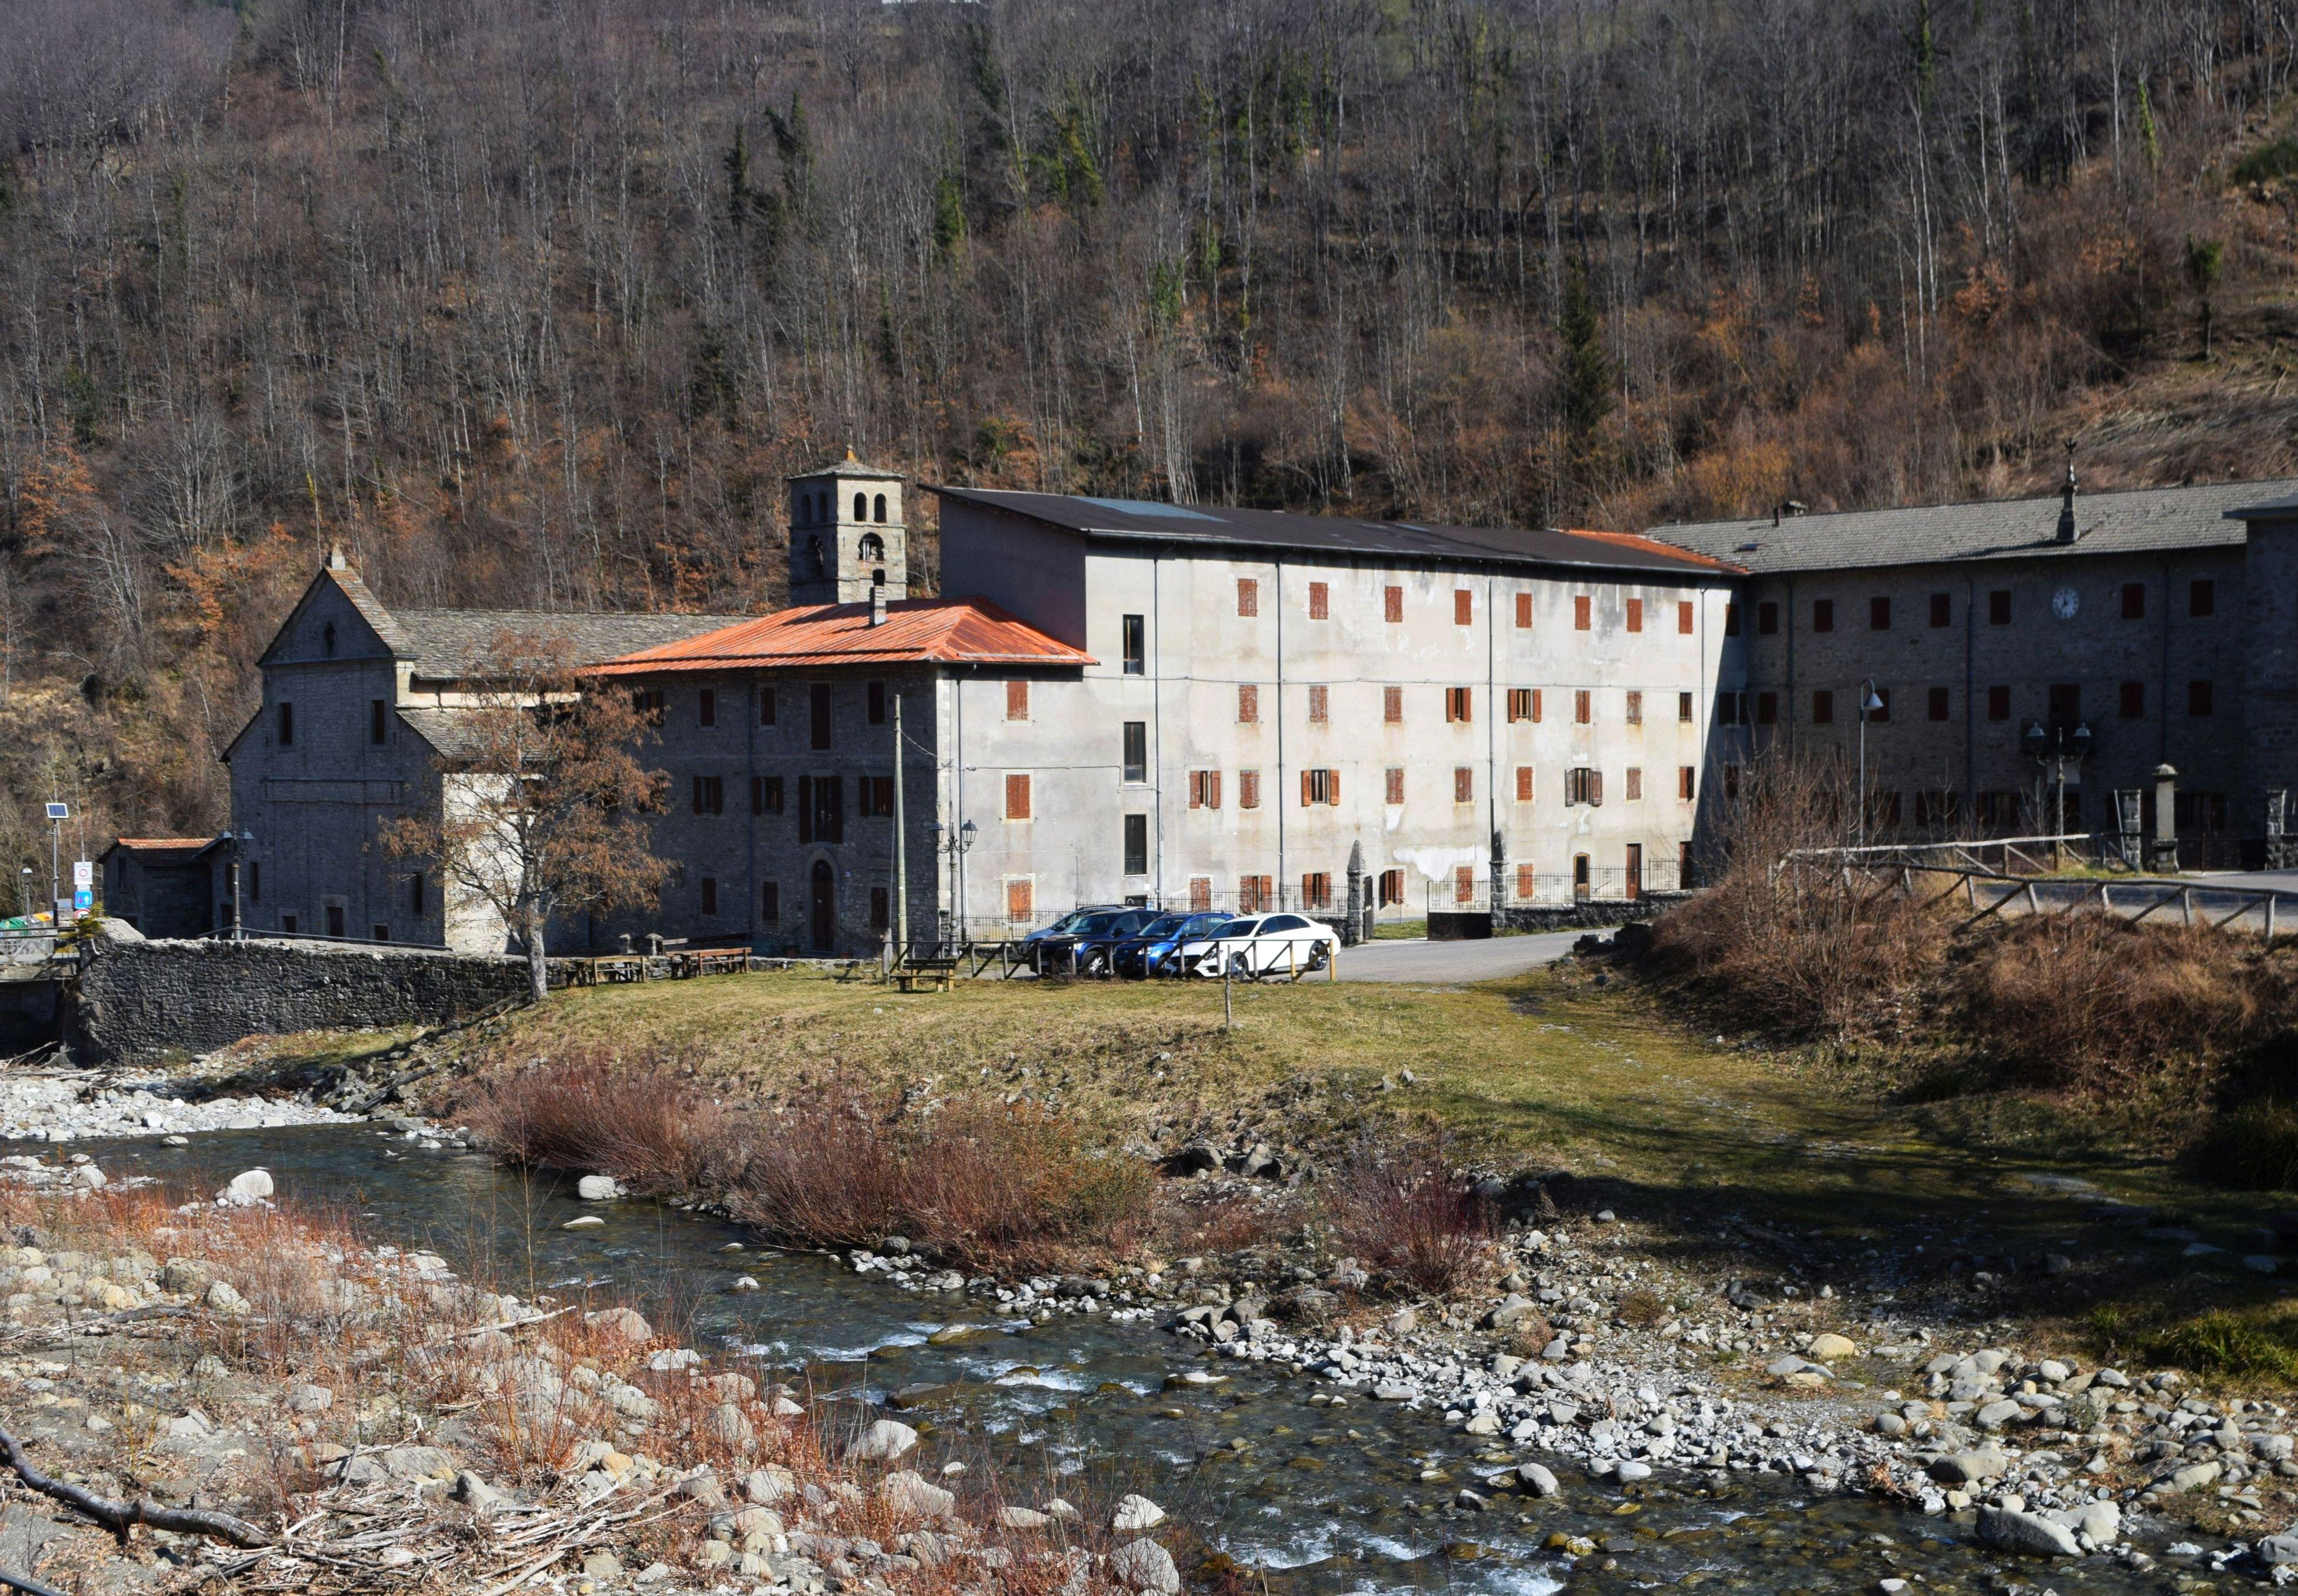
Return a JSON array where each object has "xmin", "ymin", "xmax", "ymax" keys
[
  {"xmin": 395, "ymin": 707, "xmax": 494, "ymax": 761},
  {"xmin": 1648, "ymin": 478, "xmax": 2298, "ymax": 575},
  {"xmin": 933, "ymin": 487, "xmax": 1738, "ymax": 578},
  {"xmin": 394, "ymin": 609, "xmax": 750, "ymax": 678}
]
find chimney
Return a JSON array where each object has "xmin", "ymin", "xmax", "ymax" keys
[
  {"xmin": 2056, "ymin": 442, "xmax": 2079, "ymax": 543},
  {"xmin": 325, "ymin": 545, "xmax": 348, "ymax": 571},
  {"xmin": 869, "ymin": 584, "xmax": 887, "ymax": 627}
]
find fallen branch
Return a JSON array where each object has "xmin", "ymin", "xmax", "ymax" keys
[
  {"xmin": 0, "ymin": 1563, "xmax": 71, "ymax": 1596},
  {"xmin": 0, "ymin": 1423, "xmax": 272, "ymax": 1548}
]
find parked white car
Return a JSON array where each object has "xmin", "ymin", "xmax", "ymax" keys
[{"xmin": 1181, "ymin": 913, "xmax": 1340, "ymax": 979}]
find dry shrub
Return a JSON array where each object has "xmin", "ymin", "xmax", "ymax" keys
[
  {"xmin": 465, "ymin": 1047, "xmax": 743, "ymax": 1194},
  {"xmin": 734, "ymin": 1095, "xmax": 907, "ymax": 1247},
  {"xmin": 1323, "ymin": 1134, "xmax": 1494, "ymax": 1296},
  {"xmin": 899, "ymin": 1099, "xmax": 1154, "ymax": 1273},
  {"xmin": 1158, "ymin": 1190, "xmax": 1293, "ymax": 1258},
  {"xmin": 1960, "ymin": 914, "xmax": 2279, "ymax": 1091},
  {"xmin": 1646, "ymin": 757, "xmax": 1948, "ymax": 1039},
  {"xmin": 2195, "ymin": 1098, "xmax": 2298, "ymax": 1191}
]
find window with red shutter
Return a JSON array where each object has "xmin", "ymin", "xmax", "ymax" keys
[
  {"xmin": 1384, "ymin": 686, "xmax": 1402, "ymax": 723},
  {"xmin": 1574, "ymin": 689, "xmax": 1591, "ymax": 723},
  {"xmin": 1236, "ymin": 770, "xmax": 1255, "ymax": 808},
  {"xmin": 1237, "ymin": 685, "xmax": 1259, "ymax": 722},
  {"xmin": 1626, "ymin": 597, "xmax": 1643, "ymax": 633},
  {"xmin": 1515, "ymin": 765, "xmax": 1534, "ymax": 801},
  {"xmin": 1454, "ymin": 589, "xmax": 1473, "ymax": 624},
  {"xmin": 1574, "ymin": 594, "xmax": 1592, "ymax": 630},
  {"xmin": 1453, "ymin": 766, "xmax": 1472, "ymax": 803},
  {"xmin": 1385, "ymin": 767, "xmax": 1404, "ymax": 804},
  {"xmin": 1004, "ymin": 773, "xmax": 1031, "ymax": 820},
  {"xmin": 1308, "ymin": 684, "xmax": 1329, "ymax": 722},
  {"xmin": 1679, "ymin": 765, "xmax": 1695, "ymax": 801},
  {"xmin": 1006, "ymin": 679, "xmax": 1029, "ymax": 720},
  {"xmin": 1678, "ymin": 599, "xmax": 1694, "ymax": 634},
  {"xmin": 1625, "ymin": 767, "xmax": 1643, "ymax": 802},
  {"xmin": 1384, "ymin": 585, "xmax": 1403, "ymax": 622},
  {"xmin": 1308, "ymin": 581, "xmax": 1329, "ymax": 619},
  {"xmin": 1237, "ymin": 578, "xmax": 1259, "ymax": 617},
  {"xmin": 1516, "ymin": 592, "xmax": 1533, "ymax": 628}
]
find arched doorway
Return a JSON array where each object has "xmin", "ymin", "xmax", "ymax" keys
[{"xmin": 810, "ymin": 861, "xmax": 835, "ymax": 950}]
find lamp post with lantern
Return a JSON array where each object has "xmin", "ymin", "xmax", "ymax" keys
[
  {"xmin": 2023, "ymin": 719, "xmax": 2094, "ymax": 868},
  {"xmin": 1855, "ymin": 679, "xmax": 1886, "ymax": 847}
]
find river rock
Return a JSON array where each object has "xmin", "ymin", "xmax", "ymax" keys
[
  {"xmin": 1977, "ymin": 1506, "xmax": 2081, "ymax": 1558},
  {"xmin": 1973, "ymin": 1399, "xmax": 2024, "ymax": 1432},
  {"xmin": 584, "ymin": 1307, "xmax": 652, "ymax": 1344},
  {"xmin": 1928, "ymin": 1448, "xmax": 2010, "ymax": 1485},
  {"xmin": 881, "ymin": 1470, "xmax": 955, "ymax": 1519},
  {"xmin": 1001, "ymin": 1506, "xmax": 1052, "ymax": 1530},
  {"xmin": 2043, "ymin": 1500, "xmax": 2119, "ymax": 1542},
  {"xmin": 1485, "ymin": 1294, "xmax": 1541, "ymax": 1330},
  {"xmin": 2259, "ymin": 1534, "xmax": 2298, "ymax": 1566},
  {"xmin": 1372, "ymin": 1383, "xmax": 1416, "ymax": 1402},
  {"xmin": 1516, "ymin": 1463, "xmax": 1560, "ymax": 1497},
  {"xmin": 577, "ymin": 1175, "xmax": 624, "ymax": 1201},
  {"xmin": 457, "ymin": 1471, "xmax": 514, "ymax": 1513},
  {"xmin": 1807, "ymin": 1332, "xmax": 1857, "ymax": 1360},
  {"xmin": 72, "ymin": 1165, "xmax": 105, "ymax": 1188},
  {"xmin": 1613, "ymin": 1460, "xmax": 1652, "ymax": 1483},
  {"xmin": 742, "ymin": 1467, "xmax": 796, "ymax": 1504},
  {"xmin": 1111, "ymin": 1494, "xmax": 1166, "ymax": 1531},
  {"xmin": 1109, "ymin": 1539, "xmax": 1181, "ymax": 1595},
  {"xmin": 2165, "ymin": 1460, "xmax": 2222, "ymax": 1492},
  {"xmin": 218, "ymin": 1169, "xmax": 273, "ymax": 1204},
  {"xmin": 203, "ymin": 1280, "xmax": 250, "ymax": 1314},
  {"xmin": 286, "ymin": 1383, "xmax": 334, "ymax": 1413},
  {"xmin": 847, "ymin": 1419, "xmax": 920, "ymax": 1462},
  {"xmin": 563, "ymin": 1215, "xmax": 605, "ymax": 1230}
]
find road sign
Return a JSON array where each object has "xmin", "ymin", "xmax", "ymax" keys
[
  {"xmin": 43, "ymin": 803, "xmax": 67, "ymax": 821},
  {"xmin": 72, "ymin": 888, "xmax": 91, "ymax": 914},
  {"xmin": 71, "ymin": 861, "xmax": 91, "ymax": 890}
]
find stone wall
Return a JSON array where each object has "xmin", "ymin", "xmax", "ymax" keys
[
  {"xmin": 1496, "ymin": 892, "xmax": 1688, "ymax": 933},
  {"xmin": 70, "ymin": 937, "xmax": 530, "ymax": 1063}
]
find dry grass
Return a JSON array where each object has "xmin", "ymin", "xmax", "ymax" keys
[
  {"xmin": 1956, "ymin": 913, "xmax": 2293, "ymax": 1092},
  {"xmin": 1649, "ymin": 759, "xmax": 1949, "ymax": 1040},
  {"xmin": 1321, "ymin": 1133, "xmax": 1495, "ymax": 1296},
  {"xmin": 463, "ymin": 1058, "xmax": 1155, "ymax": 1274}
]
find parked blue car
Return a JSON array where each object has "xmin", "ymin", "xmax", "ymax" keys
[
  {"xmin": 1114, "ymin": 911, "xmax": 1231, "ymax": 978},
  {"xmin": 1029, "ymin": 908, "xmax": 1160, "ymax": 976}
]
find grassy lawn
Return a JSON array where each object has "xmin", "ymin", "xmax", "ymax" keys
[{"xmin": 463, "ymin": 963, "xmax": 2298, "ymax": 1363}]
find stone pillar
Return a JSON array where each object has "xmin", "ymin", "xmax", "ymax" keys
[
  {"xmin": 1343, "ymin": 840, "xmax": 1365, "ymax": 947},
  {"xmin": 1489, "ymin": 828, "xmax": 1507, "ymax": 928},
  {"xmin": 2151, "ymin": 764, "xmax": 2180, "ymax": 874}
]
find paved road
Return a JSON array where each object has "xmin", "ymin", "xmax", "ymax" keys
[{"xmin": 1333, "ymin": 930, "xmax": 1587, "ymax": 983}]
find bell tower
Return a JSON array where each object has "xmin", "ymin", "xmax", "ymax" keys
[{"xmin": 787, "ymin": 449, "xmax": 908, "ymax": 607}]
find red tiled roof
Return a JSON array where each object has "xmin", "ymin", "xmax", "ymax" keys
[
  {"xmin": 592, "ymin": 598, "xmax": 1095, "ymax": 675},
  {"xmin": 109, "ymin": 837, "xmax": 220, "ymax": 851},
  {"xmin": 1558, "ymin": 528, "xmax": 1742, "ymax": 571}
]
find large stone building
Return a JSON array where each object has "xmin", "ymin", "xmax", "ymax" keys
[
  {"xmin": 1655, "ymin": 472, "xmax": 2298, "ymax": 864},
  {"xmin": 206, "ymin": 460, "xmax": 2298, "ymax": 958},
  {"xmin": 219, "ymin": 558, "xmax": 742, "ymax": 946},
  {"xmin": 586, "ymin": 464, "xmax": 1739, "ymax": 953}
]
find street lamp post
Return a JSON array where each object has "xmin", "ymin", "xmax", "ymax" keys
[
  {"xmin": 226, "ymin": 829, "xmax": 254, "ymax": 940},
  {"xmin": 927, "ymin": 817, "xmax": 977, "ymax": 951},
  {"xmin": 2023, "ymin": 719, "xmax": 2094, "ymax": 868},
  {"xmin": 1855, "ymin": 679, "xmax": 1885, "ymax": 847}
]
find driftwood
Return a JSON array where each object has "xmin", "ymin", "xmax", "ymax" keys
[{"xmin": 0, "ymin": 1423, "xmax": 271, "ymax": 1548}]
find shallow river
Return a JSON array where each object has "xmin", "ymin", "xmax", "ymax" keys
[{"xmin": 81, "ymin": 1125, "xmax": 2221, "ymax": 1596}]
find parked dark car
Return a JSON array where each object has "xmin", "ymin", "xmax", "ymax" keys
[
  {"xmin": 1029, "ymin": 908, "xmax": 1159, "ymax": 975},
  {"xmin": 1114, "ymin": 911, "xmax": 1231, "ymax": 977},
  {"xmin": 1019, "ymin": 905, "xmax": 1127, "ymax": 951}
]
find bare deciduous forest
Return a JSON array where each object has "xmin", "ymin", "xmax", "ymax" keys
[{"xmin": 4, "ymin": 0, "xmax": 2297, "ymax": 868}]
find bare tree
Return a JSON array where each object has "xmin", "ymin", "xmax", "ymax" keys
[{"xmin": 384, "ymin": 632, "xmax": 669, "ymax": 1003}]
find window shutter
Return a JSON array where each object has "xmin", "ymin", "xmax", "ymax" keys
[
  {"xmin": 1005, "ymin": 772, "xmax": 1031, "ymax": 820},
  {"xmin": 1301, "ymin": 770, "xmax": 1314, "ymax": 807},
  {"xmin": 1328, "ymin": 767, "xmax": 1339, "ymax": 804},
  {"xmin": 1678, "ymin": 599, "xmax": 1694, "ymax": 633},
  {"xmin": 1211, "ymin": 771, "xmax": 1221, "ymax": 809},
  {"xmin": 1591, "ymin": 770, "xmax": 1604, "ymax": 807},
  {"xmin": 826, "ymin": 775, "xmax": 845, "ymax": 842},
  {"xmin": 798, "ymin": 775, "xmax": 814, "ymax": 843},
  {"xmin": 1516, "ymin": 592, "xmax": 1533, "ymax": 628}
]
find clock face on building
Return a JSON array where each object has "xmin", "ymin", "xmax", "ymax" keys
[{"xmin": 2052, "ymin": 586, "xmax": 2080, "ymax": 620}]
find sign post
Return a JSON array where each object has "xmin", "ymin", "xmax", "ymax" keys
[
  {"xmin": 42, "ymin": 803, "xmax": 67, "ymax": 923},
  {"xmin": 71, "ymin": 859, "xmax": 92, "ymax": 917}
]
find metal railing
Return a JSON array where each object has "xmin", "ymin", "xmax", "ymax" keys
[{"xmin": 1816, "ymin": 855, "xmax": 2298, "ymax": 942}]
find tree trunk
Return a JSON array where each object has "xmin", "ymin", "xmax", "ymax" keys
[{"xmin": 523, "ymin": 904, "xmax": 548, "ymax": 1003}]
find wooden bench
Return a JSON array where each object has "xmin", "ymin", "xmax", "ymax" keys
[{"xmin": 893, "ymin": 956, "xmax": 959, "ymax": 993}]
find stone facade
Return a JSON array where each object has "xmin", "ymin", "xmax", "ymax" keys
[{"xmin": 71, "ymin": 938, "xmax": 531, "ymax": 1062}]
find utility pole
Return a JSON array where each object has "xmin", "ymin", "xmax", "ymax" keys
[{"xmin": 893, "ymin": 693, "xmax": 909, "ymax": 957}]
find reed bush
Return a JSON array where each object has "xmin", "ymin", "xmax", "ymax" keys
[{"xmin": 1322, "ymin": 1134, "xmax": 1495, "ymax": 1296}]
